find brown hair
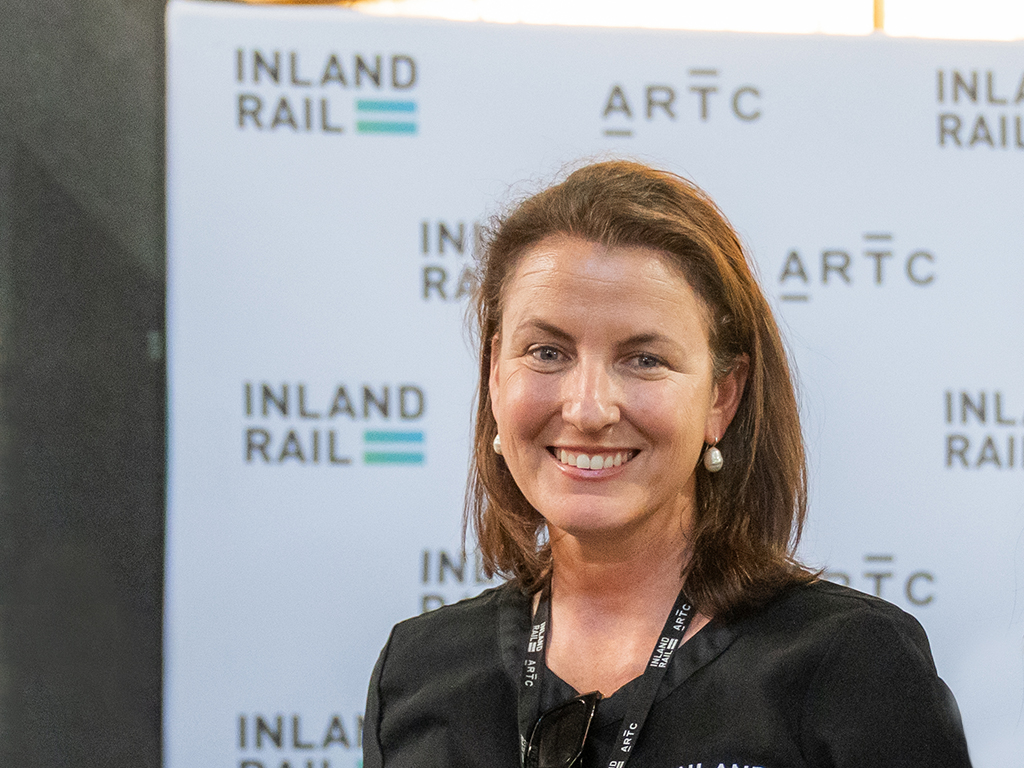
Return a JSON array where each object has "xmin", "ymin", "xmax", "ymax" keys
[{"xmin": 466, "ymin": 160, "xmax": 814, "ymax": 621}]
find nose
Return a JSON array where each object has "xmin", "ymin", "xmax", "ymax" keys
[{"xmin": 561, "ymin": 357, "xmax": 620, "ymax": 433}]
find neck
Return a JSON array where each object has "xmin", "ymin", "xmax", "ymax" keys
[
  {"xmin": 541, "ymin": 516, "xmax": 701, "ymax": 696},
  {"xmin": 547, "ymin": 514, "xmax": 691, "ymax": 615}
]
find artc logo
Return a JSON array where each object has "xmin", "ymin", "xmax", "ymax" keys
[
  {"xmin": 824, "ymin": 553, "xmax": 936, "ymax": 607},
  {"xmin": 234, "ymin": 48, "xmax": 419, "ymax": 135},
  {"xmin": 777, "ymin": 231, "xmax": 935, "ymax": 302},
  {"xmin": 600, "ymin": 68, "xmax": 762, "ymax": 138},
  {"xmin": 936, "ymin": 68, "xmax": 1024, "ymax": 150},
  {"xmin": 243, "ymin": 381, "xmax": 427, "ymax": 466}
]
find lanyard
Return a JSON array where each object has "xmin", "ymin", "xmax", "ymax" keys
[{"xmin": 518, "ymin": 585, "xmax": 694, "ymax": 768}]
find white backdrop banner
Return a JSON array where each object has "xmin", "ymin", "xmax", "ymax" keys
[{"xmin": 165, "ymin": 2, "xmax": 1024, "ymax": 766}]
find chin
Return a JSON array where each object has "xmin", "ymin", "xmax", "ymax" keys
[{"xmin": 541, "ymin": 501, "xmax": 638, "ymax": 539}]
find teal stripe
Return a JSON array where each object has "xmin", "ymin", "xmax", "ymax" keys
[
  {"xmin": 357, "ymin": 121, "xmax": 417, "ymax": 135},
  {"xmin": 357, "ymin": 100, "xmax": 417, "ymax": 113},
  {"xmin": 364, "ymin": 452, "xmax": 424, "ymax": 465},
  {"xmin": 364, "ymin": 430, "xmax": 424, "ymax": 443}
]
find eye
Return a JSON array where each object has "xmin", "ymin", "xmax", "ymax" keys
[
  {"xmin": 530, "ymin": 345, "xmax": 562, "ymax": 363},
  {"xmin": 633, "ymin": 353, "xmax": 664, "ymax": 369}
]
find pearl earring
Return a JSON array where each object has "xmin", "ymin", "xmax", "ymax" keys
[
  {"xmin": 703, "ymin": 440, "xmax": 723, "ymax": 473},
  {"xmin": 492, "ymin": 434, "xmax": 502, "ymax": 455}
]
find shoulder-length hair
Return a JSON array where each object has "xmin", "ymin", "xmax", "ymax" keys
[{"xmin": 466, "ymin": 160, "xmax": 814, "ymax": 621}]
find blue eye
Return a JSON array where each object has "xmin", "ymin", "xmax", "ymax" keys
[
  {"xmin": 635, "ymin": 353, "xmax": 662, "ymax": 369},
  {"xmin": 531, "ymin": 346, "xmax": 560, "ymax": 362}
]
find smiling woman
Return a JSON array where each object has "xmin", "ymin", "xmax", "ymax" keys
[
  {"xmin": 362, "ymin": 161, "xmax": 972, "ymax": 768},
  {"xmin": 489, "ymin": 237, "xmax": 744, "ymax": 590},
  {"xmin": 472, "ymin": 162, "xmax": 805, "ymax": 619}
]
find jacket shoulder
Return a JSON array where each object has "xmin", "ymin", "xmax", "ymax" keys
[
  {"xmin": 388, "ymin": 581, "xmax": 527, "ymax": 649},
  {"xmin": 760, "ymin": 579, "xmax": 930, "ymax": 637}
]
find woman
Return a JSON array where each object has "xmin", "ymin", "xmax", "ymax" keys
[{"xmin": 363, "ymin": 161, "xmax": 971, "ymax": 767}]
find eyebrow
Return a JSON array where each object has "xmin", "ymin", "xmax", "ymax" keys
[
  {"xmin": 621, "ymin": 332, "xmax": 675, "ymax": 347},
  {"xmin": 511, "ymin": 318, "xmax": 574, "ymax": 343},
  {"xmin": 512, "ymin": 319, "xmax": 680, "ymax": 349}
]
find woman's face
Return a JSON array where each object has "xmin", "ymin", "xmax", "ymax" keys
[{"xmin": 489, "ymin": 236, "xmax": 745, "ymax": 548}]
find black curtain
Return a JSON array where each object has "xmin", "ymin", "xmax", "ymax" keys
[{"xmin": 0, "ymin": 0, "xmax": 166, "ymax": 765}]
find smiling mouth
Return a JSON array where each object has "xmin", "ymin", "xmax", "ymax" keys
[{"xmin": 550, "ymin": 448, "xmax": 638, "ymax": 470}]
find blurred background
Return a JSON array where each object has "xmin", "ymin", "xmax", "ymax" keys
[{"xmin": 1, "ymin": 1, "xmax": 1021, "ymax": 765}]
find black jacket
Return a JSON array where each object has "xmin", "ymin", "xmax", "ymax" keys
[{"xmin": 363, "ymin": 580, "xmax": 971, "ymax": 767}]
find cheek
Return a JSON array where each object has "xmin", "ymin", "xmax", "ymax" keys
[
  {"xmin": 494, "ymin": 368, "xmax": 555, "ymax": 439},
  {"xmin": 630, "ymin": 382, "xmax": 710, "ymax": 450}
]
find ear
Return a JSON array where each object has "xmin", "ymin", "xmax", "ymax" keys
[
  {"xmin": 706, "ymin": 354, "xmax": 749, "ymax": 443},
  {"xmin": 488, "ymin": 333, "xmax": 502, "ymax": 423}
]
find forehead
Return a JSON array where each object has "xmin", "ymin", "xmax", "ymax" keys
[{"xmin": 501, "ymin": 236, "xmax": 709, "ymax": 324}]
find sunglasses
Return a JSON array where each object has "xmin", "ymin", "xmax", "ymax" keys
[{"xmin": 524, "ymin": 691, "xmax": 603, "ymax": 768}]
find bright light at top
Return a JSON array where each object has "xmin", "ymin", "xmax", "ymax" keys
[
  {"xmin": 356, "ymin": 0, "xmax": 870, "ymax": 34},
  {"xmin": 346, "ymin": 0, "xmax": 1024, "ymax": 40}
]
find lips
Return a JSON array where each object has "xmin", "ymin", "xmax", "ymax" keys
[{"xmin": 553, "ymin": 448, "xmax": 637, "ymax": 470}]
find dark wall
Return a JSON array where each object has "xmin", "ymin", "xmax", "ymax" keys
[{"xmin": 0, "ymin": 0, "xmax": 166, "ymax": 765}]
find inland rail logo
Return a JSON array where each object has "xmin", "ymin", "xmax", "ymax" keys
[
  {"xmin": 237, "ymin": 711, "xmax": 363, "ymax": 768},
  {"xmin": 944, "ymin": 389, "xmax": 1022, "ymax": 470},
  {"xmin": 243, "ymin": 381, "xmax": 426, "ymax": 466},
  {"xmin": 235, "ymin": 48, "xmax": 419, "ymax": 135},
  {"xmin": 936, "ymin": 68, "xmax": 1024, "ymax": 150},
  {"xmin": 363, "ymin": 429, "xmax": 424, "ymax": 465},
  {"xmin": 419, "ymin": 218, "xmax": 480, "ymax": 302},
  {"xmin": 420, "ymin": 548, "xmax": 499, "ymax": 613},
  {"xmin": 600, "ymin": 68, "xmax": 762, "ymax": 138},
  {"xmin": 354, "ymin": 98, "xmax": 416, "ymax": 135}
]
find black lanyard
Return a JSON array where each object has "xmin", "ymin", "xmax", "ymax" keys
[{"xmin": 518, "ymin": 585, "xmax": 695, "ymax": 768}]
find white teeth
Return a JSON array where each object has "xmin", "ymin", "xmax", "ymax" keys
[{"xmin": 557, "ymin": 450, "xmax": 632, "ymax": 469}]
